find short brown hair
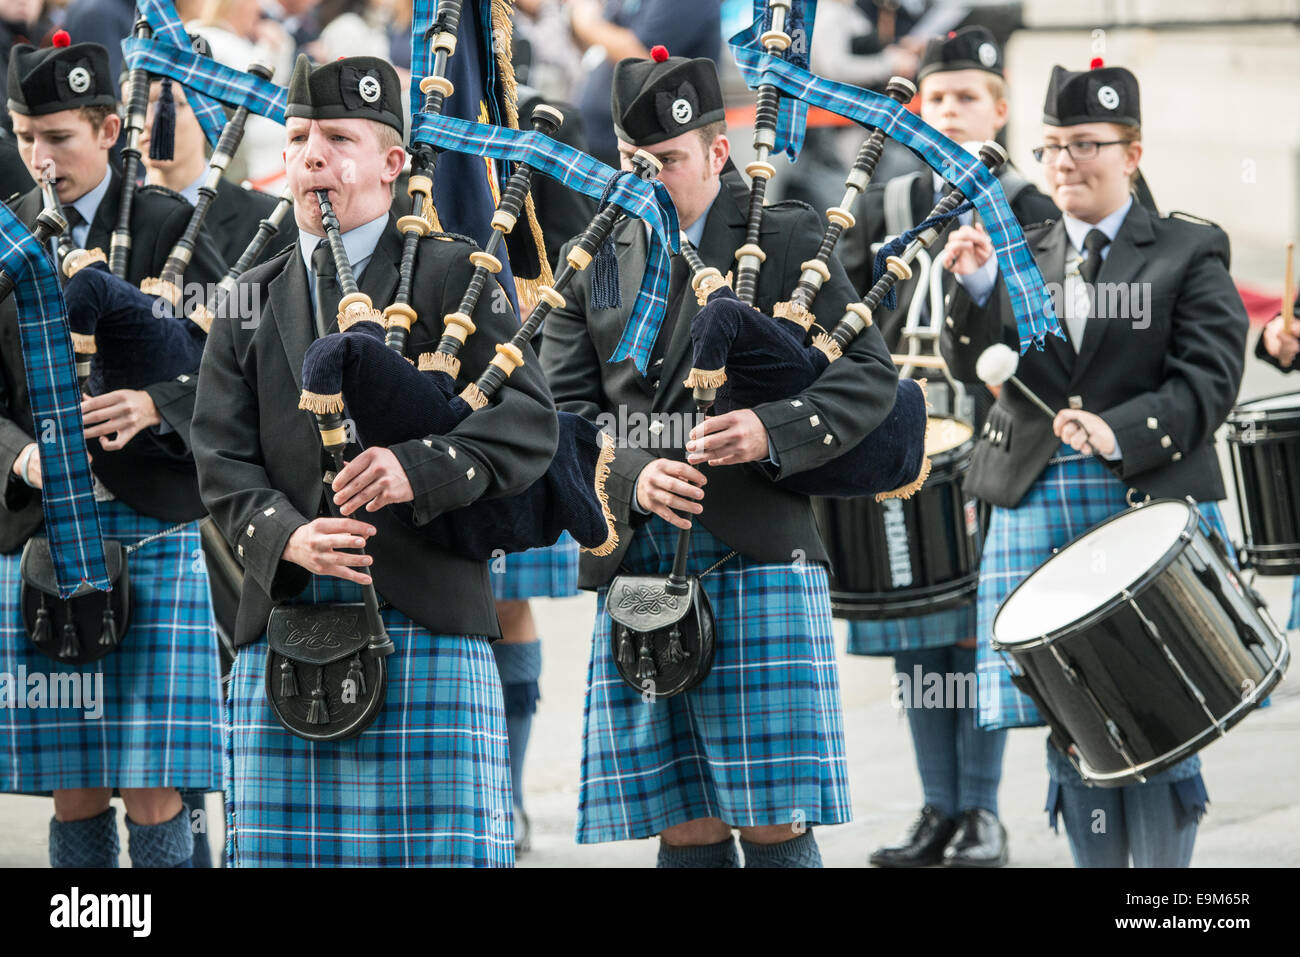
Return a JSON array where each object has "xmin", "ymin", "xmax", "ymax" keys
[
  {"xmin": 79, "ymin": 104, "xmax": 116, "ymax": 130},
  {"xmin": 695, "ymin": 120, "xmax": 726, "ymax": 156},
  {"xmin": 371, "ymin": 120, "xmax": 405, "ymax": 198}
]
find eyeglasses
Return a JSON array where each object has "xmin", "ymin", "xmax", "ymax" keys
[{"xmin": 1032, "ymin": 140, "xmax": 1133, "ymax": 163}]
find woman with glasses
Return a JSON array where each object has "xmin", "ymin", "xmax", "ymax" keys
[{"xmin": 939, "ymin": 60, "xmax": 1248, "ymax": 867}]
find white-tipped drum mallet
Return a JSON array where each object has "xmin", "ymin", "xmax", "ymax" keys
[{"xmin": 976, "ymin": 344, "xmax": 1057, "ymax": 420}]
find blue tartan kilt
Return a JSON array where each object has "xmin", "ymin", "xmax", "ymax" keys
[
  {"xmin": 846, "ymin": 603, "xmax": 976, "ymax": 656},
  {"xmin": 577, "ymin": 518, "xmax": 852, "ymax": 843},
  {"xmin": 976, "ymin": 447, "xmax": 1233, "ymax": 730},
  {"xmin": 225, "ymin": 575, "xmax": 513, "ymax": 867},
  {"xmin": 0, "ymin": 500, "xmax": 224, "ymax": 793},
  {"xmin": 489, "ymin": 532, "xmax": 580, "ymax": 600}
]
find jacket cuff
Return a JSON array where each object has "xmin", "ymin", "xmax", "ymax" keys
[
  {"xmin": 1103, "ymin": 405, "xmax": 1184, "ymax": 478},
  {"xmin": 1254, "ymin": 330, "xmax": 1296, "ymax": 373},
  {"xmin": 234, "ymin": 495, "xmax": 312, "ymax": 601},
  {"xmin": 753, "ymin": 396, "xmax": 839, "ymax": 479},
  {"xmin": 391, "ymin": 437, "xmax": 493, "ymax": 526},
  {"xmin": 605, "ymin": 442, "xmax": 655, "ymax": 525},
  {"xmin": 0, "ymin": 445, "xmax": 36, "ymax": 513},
  {"xmin": 144, "ymin": 374, "xmax": 199, "ymax": 449}
]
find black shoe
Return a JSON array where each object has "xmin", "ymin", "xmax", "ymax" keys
[
  {"xmin": 869, "ymin": 805, "xmax": 957, "ymax": 867},
  {"xmin": 514, "ymin": 807, "xmax": 531, "ymax": 855},
  {"xmin": 942, "ymin": 808, "xmax": 1008, "ymax": 868}
]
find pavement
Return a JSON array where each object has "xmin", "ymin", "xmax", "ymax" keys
[{"xmin": 1, "ymin": 330, "xmax": 1297, "ymax": 868}]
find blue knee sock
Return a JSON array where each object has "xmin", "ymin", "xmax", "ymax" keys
[
  {"xmin": 740, "ymin": 829, "xmax": 823, "ymax": 868},
  {"xmin": 126, "ymin": 807, "xmax": 194, "ymax": 868},
  {"xmin": 49, "ymin": 807, "xmax": 120, "ymax": 868},
  {"xmin": 657, "ymin": 836, "xmax": 739, "ymax": 868},
  {"xmin": 493, "ymin": 639, "xmax": 542, "ymax": 811},
  {"xmin": 951, "ymin": 645, "xmax": 1007, "ymax": 816},
  {"xmin": 896, "ymin": 647, "xmax": 959, "ymax": 817},
  {"xmin": 180, "ymin": 791, "xmax": 212, "ymax": 868}
]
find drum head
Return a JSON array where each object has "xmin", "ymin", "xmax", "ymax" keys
[
  {"xmin": 994, "ymin": 500, "xmax": 1193, "ymax": 646},
  {"xmin": 925, "ymin": 416, "xmax": 973, "ymax": 457}
]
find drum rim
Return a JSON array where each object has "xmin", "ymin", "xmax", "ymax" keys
[
  {"xmin": 991, "ymin": 498, "xmax": 1200, "ymax": 650},
  {"xmin": 924, "ymin": 413, "xmax": 977, "ymax": 461},
  {"xmin": 1069, "ymin": 638, "xmax": 1290, "ymax": 785},
  {"xmin": 1227, "ymin": 391, "xmax": 1300, "ymax": 422}
]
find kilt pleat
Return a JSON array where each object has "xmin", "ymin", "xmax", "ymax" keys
[
  {"xmin": 490, "ymin": 533, "xmax": 580, "ymax": 600},
  {"xmin": 846, "ymin": 604, "xmax": 975, "ymax": 656},
  {"xmin": 225, "ymin": 576, "xmax": 513, "ymax": 867},
  {"xmin": 577, "ymin": 518, "xmax": 852, "ymax": 843},
  {"xmin": 976, "ymin": 447, "xmax": 1232, "ymax": 730},
  {"xmin": 0, "ymin": 500, "xmax": 224, "ymax": 792}
]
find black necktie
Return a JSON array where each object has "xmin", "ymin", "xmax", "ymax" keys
[
  {"xmin": 62, "ymin": 206, "xmax": 84, "ymax": 231},
  {"xmin": 1078, "ymin": 228, "xmax": 1110, "ymax": 285},
  {"xmin": 310, "ymin": 238, "xmax": 339, "ymax": 339}
]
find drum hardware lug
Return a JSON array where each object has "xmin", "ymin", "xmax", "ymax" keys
[
  {"xmin": 1125, "ymin": 488, "xmax": 1150, "ymax": 507},
  {"xmin": 1127, "ymin": 592, "xmax": 1225, "ymax": 734}
]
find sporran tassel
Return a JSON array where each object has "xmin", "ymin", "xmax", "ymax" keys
[
  {"xmin": 279, "ymin": 658, "xmax": 299, "ymax": 697},
  {"xmin": 33, "ymin": 602, "xmax": 51, "ymax": 644},
  {"xmin": 346, "ymin": 653, "xmax": 367, "ymax": 696},
  {"xmin": 307, "ymin": 671, "xmax": 330, "ymax": 725},
  {"xmin": 617, "ymin": 627, "xmax": 634, "ymax": 668},
  {"xmin": 59, "ymin": 621, "xmax": 80, "ymax": 660},
  {"xmin": 636, "ymin": 634, "xmax": 656, "ymax": 682},
  {"xmin": 665, "ymin": 627, "xmax": 689, "ymax": 665},
  {"xmin": 98, "ymin": 609, "xmax": 118, "ymax": 647}
]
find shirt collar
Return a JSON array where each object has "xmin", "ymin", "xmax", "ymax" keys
[
  {"xmin": 181, "ymin": 171, "xmax": 205, "ymax": 207},
  {"xmin": 71, "ymin": 166, "xmax": 113, "ymax": 228},
  {"xmin": 299, "ymin": 210, "xmax": 390, "ymax": 276},
  {"xmin": 1062, "ymin": 195, "xmax": 1133, "ymax": 255}
]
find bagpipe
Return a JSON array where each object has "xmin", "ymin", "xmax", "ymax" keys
[
  {"xmin": 295, "ymin": 151, "xmax": 666, "ymax": 565},
  {"xmin": 0, "ymin": 208, "xmax": 66, "ymax": 305},
  {"xmin": 51, "ymin": 56, "xmax": 272, "ymax": 399}
]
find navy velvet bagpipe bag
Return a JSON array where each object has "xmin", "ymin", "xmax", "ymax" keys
[{"xmin": 297, "ymin": 312, "xmax": 619, "ymax": 561}]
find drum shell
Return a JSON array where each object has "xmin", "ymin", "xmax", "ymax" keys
[
  {"xmin": 1226, "ymin": 397, "xmax": 1300, "ymax": 574},
  {"xmin": 994, "ymin": 517, "xmax": 1289, "ymax": 786},
  {"xmin": 813, "ymin": 424, "xmax": 981, "ymax": 620}
]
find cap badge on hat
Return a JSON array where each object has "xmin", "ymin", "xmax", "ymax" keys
[
  {"xmin": 1097, "ymin": 85, "xmax": 1119, "ymax": 110},
  {"xmin": 671, "ymin": 98, "xmax": 693, "ymax": 124},
  {"xmin": 67, "ymin": 66, "xmax": 92, "ymax": 93},
  {"xmin": 978, "ymin": 43, "xmax": 997, "ymax": 68},
  {"xmin": 358, "ymin": 74, "xmax": 381, "ymax": 104}
]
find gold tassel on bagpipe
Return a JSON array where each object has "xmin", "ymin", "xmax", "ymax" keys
[
  {"xmin": 581, "ymin": 428, "xmax": 621, "ymax": 557},
  {"xmin": 874, "ymin": 378, "xmax": 931, "ymax": 502}
]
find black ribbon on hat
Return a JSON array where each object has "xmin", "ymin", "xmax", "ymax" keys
[
  {"xmin": 654, "ymin": 82, "xmax": 699, "ymax": 131},
  {"xmin": 339, "ymin": 65, "xmax": 384, "ymax": 111},
  {"xmin": 53, "ymin": 56, "xmax": 95, "ymax": 100}
]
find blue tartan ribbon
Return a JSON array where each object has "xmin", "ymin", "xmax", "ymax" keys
[
  {"xmin": 727, "ymin": 35, "xmax": 1063, "ymax": 351},
  {"xmin": 122, "ymin": 37, "xmax": 288, "ymax": 123},
  {"xmin": 0, "ymin": 205, "xmax": 110, "ymax": 596},
  {"xmin": 733, "ymin": 0, "xmax": 819, "ymax": 160},
  {"xmin": 411, "ymin": 113, "xmax": 681, "ymax": 374},
  {"xmin": 134, "ymin": 0, "xmax": 229, "ymax": 149}
]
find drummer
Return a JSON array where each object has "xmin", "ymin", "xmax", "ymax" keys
[
  {"xmin": 1254, "ymin": 291, "xmax": 1300, "ymax": 632},
  {"xmin": 845, "ymin": 27, "xmax": 1055, "ymax": 870},
  {"xmin": 941, "ymin": 59, "xmax": 1248, "ymax": 867}
]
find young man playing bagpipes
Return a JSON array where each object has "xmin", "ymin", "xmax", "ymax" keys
[
  {"xmin": 540, "ymin": 49, "xmax": 899, "ymax": 868},
  {"xmin": 1, "ymin": 34, "xmax": 226, "ymax": 868},
  {"xmin": 940, "ymin": 60, "xmax": 1248, "ymax": 867},
  {"xmin": 836, "ymin": 26, "xmax": 1056, "ymax": 869},
  {"xmin": 191, "ymin": 54, "xmax": 559, "ymax": 867}
]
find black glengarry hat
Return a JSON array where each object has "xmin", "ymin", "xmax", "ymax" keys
[
  {"xmin": 612, "ymin": 45, "xmax": 725, "ymax": 147},
  {"xmin": 1043, "ymin": 59, "xmax": 1140, "ymax": 127},
  {"xmin": 7, "ymin": 30, "xmax": 117, "ymax": 116},
  {"xmin": 285, "ymin": 54, "xmax": 404, "ymax": 135},
  {"xmin": 917, "ymin": 26, "xmax": 1003, "ymax": 82}
]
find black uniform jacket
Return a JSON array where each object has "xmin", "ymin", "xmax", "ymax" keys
[
  {"xmin": 940, "ymin": 201, "xmax": 1248, "ymax": 507},
  {"xmin": 0, "ymin": 174, "xmax": 226, "ymax": 553},
  {"xmin": 209, "ymin": 178, "xmax": 299, "ymax": 269},
  {"xmin": 192, "ymin": 218, "xmax": 559, "ymax": 647},
  {"xmin": 541, "ymin": 168, "xmax": 899, "ymax": 588},
  {"xmin": 838, "ymin": 164, "xmax": 1057, "ymax": 350}
]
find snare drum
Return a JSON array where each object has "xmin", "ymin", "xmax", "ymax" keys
[
  {"xmin": 992, "ymin": 499, "xmax": 1289, "ymax": 787},
  {"xmin": 1226, "ymin": 393, "xmax": 1300, "ymax": 574},
  {"xmin": 814, "ymin": 415, "xmax": 982, "ymax": 619}
]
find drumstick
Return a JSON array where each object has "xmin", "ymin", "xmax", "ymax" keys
[{"xmin": 1284, "ymin": 241, "xmax": 1295, "ymax": 339}]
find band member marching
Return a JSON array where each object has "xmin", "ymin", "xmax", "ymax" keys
[
  {"xmin": 837, "ymin": 26, "xmax": 1056, "ymax": 869},
  {"xmin": 191, "ymin": 55, "xmax": 558, "ymax": 867},
  {"xmin": 1253, "ymin": 288, "xmax": 1300, "ymax": 631},
  {"xmin": 541, "ymin": 49, "xmax": 899, "ymax": 867},
  {"xmin": 1, "ymin": 34, "xmax": 226, "ymax": 868},
  {"xmin": 941, "ymin": 59, "xmax": 1248, "ymax": 867}
]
